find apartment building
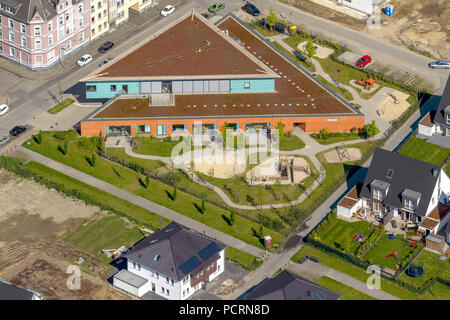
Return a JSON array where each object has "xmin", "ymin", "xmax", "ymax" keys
[
  {"xmin": 0, "ymin": 0, "xmax": 90, "ymax": 69},
  {"xmin": 89, "ymin": 0, "xmax": 109, "ymax": 39}
]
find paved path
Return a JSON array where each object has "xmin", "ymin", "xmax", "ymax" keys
[
  {"xmin": 288, "ymin": 260, "xmax": 400, "ymax": 300},
  {"xmin": 19, "ymin": 147, "xmax": 265, "ymax": 257}
]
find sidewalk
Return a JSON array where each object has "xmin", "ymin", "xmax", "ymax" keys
[
  {"xmin": 288, "ymin": 260, "xmax": 400, "ymax": 300},
  {"xmin": 19, "ymin": 146, "xmax": 265, "ymax": 258}
]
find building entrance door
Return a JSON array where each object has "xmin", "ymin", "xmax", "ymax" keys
[{"xmin": 162, "ymin": 81, "xmax": 172, "ymax": 93}]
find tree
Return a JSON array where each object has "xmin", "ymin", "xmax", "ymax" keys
[
  {"xmin": 258, "ymin": 226, "xmax": 264, "ymax": 239},
  {"xmin": 275, "ymin": 121, "xmax": 284, "ymax": 138},
  {"xmin": 63, "ymin": 142, "xmax": 68, "ymax": 155},
  {"xmin": 145, "ymin": 174, "xmax": 150, "ymax": 189},
  {"xmin": 305, "ymin": 40, "xmax": 316, "ymax": 58},
  {"xmin": 173, "ymin": 186, "xmax": 177, "ymax": 201},
  {"xmin": 319, "ymin": 127, "xmax": 329, "ymax": 140},
  {"xmin": 364, "ymin": 120, "xmax": 379, "ymax": 138},
  {"xmin": 230, "ymin": 210, "xmax": 236, "ymax": 226},
  {"xmin": 91, "ymin": 153, "xmax": 96, "ymax": 167},
  {"xmin": 266, "ymin": 8, "xmax": 278, "ymax": 31},
  {"xmin": 201, "ymin": 198, "xmax": 206, "ymax": 214}
]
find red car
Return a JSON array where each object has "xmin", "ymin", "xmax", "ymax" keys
[{"xmin": 356, "ymin": 55, "xmax": 372, "ymax": 68}]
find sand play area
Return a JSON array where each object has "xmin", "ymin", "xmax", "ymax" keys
[
  {"xmin": 377, "ymin": 89, "xmax": 411, "ymax": 122},
  {"xmin": 324, "ymin": 147, "xmax": 362, "ymax": 163},
  {"xmin": 190, "ymin": 150, "xmax": 246, "ymax": 179},
  {"xmin": 246, "ymin": 156, "xmax": 310, "ymax": 185},
  {"xmin": 298, "ymin": 41, "xmax": 334, "ymax": 59}
]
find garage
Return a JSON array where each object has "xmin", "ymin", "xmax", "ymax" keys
[{"xmin": 113, "ymin": 269, "xmax": 148, "ymax": 297}]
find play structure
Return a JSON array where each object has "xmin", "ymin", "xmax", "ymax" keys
[
  {"xmin": 336, "ymin": 143, "xmax": 350, "ymax": 162},
  {"xmin": 356, "ymin": 78, "xmax": 375, "ymax": 91},
  {"xmin": 388, "ymin": 91, "xmax": 400, "ymax": 104},
  {"xmin": 408, "ymin": 240, "xmax": 416, "ymax": 248},
  {"xmin": 385, "ymin": 252, "xmax": 397, "ymax": 258},
  {"xmin": 407, "ymin": 261, "xmax": 424, "ymax": 277},
  {"xmin": 353, "ymin": 233, "xmax": 366, "ymax": 243}
]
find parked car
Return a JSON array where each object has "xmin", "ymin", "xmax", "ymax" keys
[
  {"xmin": 201, "ymin": 12, "xmax": 209, "ymax": 19},
  {"xmin": 160, "ymin": 5, "xmax": 175, "ymax": 16},
  {"xmin": 356, "ymin": 55, "xmax": 372, "ymax": 68},
  {"xmin": 98, "ymin": 41, "xmax": 114, "ymax": 53},
  {"xmin": 208, "ymin": 3, "xmax": 224, "ymax": 13},
  {"xmin": 428, "ymin": 60, "xmax": 450, "ymax": 69},
  {"xmin": 9, "ymin": 125, "xmax": 27, "ymax": 136},
  {"xmin": 0, "ymin": 104, "xmax": 9, "ymax": 116},
  {"xmin": 77, "ymin": 54, "xmax": 93, "ymax": 67},
  {"xmin": 242, "ymin": 2, "xmax": 260, "ymax": 16},
  {"xmin": 99, "ymin": 58, "xmax": 113, "ymax": 67},
  {"xmin": 0, "ymin": 135, "xmax": 9, "ymax": 145},
  {"xmin": 273, "ymin": 23, "xmax": 286, "ymax": 34}
]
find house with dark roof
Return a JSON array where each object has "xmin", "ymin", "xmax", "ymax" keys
[
  {"xmin": 242, "ymin": 270, "xmax": 341, "ymax": 300},
  {"xmin": 418, "ymin": 75, "xmax": 450, "ymax": 137},
  {"xmin": 0, "ymin": 278, "xmax": 43, "ymax": 300},
  {"xmin": 0, "ymin": 0, "xmax": 90, "ymax": 70},
  {"xmin": 337, "ymin": 148, "xmax": 450, "ymax": 239},
  {"xmin": 79, "ymin": 11, "xmax": 364, "ymax": 138},
  {"xmin": 112, "ymin": 221, "xmax": 227, "ymax": 299}
]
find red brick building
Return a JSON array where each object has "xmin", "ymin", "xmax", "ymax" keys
[{"xmin": 79, "ymin": 12, "xmax": 364, "ymax": 137}]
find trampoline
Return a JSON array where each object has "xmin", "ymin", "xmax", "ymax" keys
[{"xmin": 407, "ymin": 263, "xmax": 424, "ymax": 277}]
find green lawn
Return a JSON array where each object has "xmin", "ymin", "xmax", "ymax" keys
[
  {"xmin": 279, "ymin": 134, "xmax": 305, "ymax": 151},
  {"xmin": 225, "ymin": 246, "xmax": 263, "ymax": 271},
  {"xmin": 290, "ymin": 244, "xmax": 450, "ymax": 300},
  {"xmin": 310, "ymin": 132, "xmax": 363, "ymax": 145},
  {"xmin": 23, "ymin": 131, "xmax": 286, "ymax": 249},
  {"xmin": 197, "ymin": 155, "xmax": 317, "ymax": 208},
  {"xmin": 398, "ymin": 135, "xmax": 450, "ymax": 166},
  {"xmin": 317, "ymin": 218, "xmax": 373, "ymax": 254},
  {"xmin": 363, "ymin": 234, "xmax": 422, "ymax": 269},
  {"xmin": 317, "ymin": 75, "xmax": 353, "ymax": 102},
  {"xmin": 47, "ymin": 98, "xmax": 75, "ymax": 114},
  {"xmin": 399, "ymin": 250, "xmax": 450, "ymax": 286},
  {"xmin": 315, "ymin": 276, "xmax": 376, "ymax": 300},
  {"xmin": 106, "ymin": 148, "xmax": 165, "ymax": 171},
  {"xmin": 132, "ymin": 136, "xmax": 183, "ymax": 157}
]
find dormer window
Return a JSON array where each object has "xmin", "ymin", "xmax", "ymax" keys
[
  {"xmin": 386, "ymin": 169, "xmax": 394, "ymax": 179},
  {"xmin": 404, "ymin": 199, "xmax": 414, "ymax": 210},
  {"xmin": 373, "ymin": 189, "xmax": 382, "ymax": 200}
]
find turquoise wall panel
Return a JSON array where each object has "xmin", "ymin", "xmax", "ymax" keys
[
  {"xmin": 86, "ymin": 81, "xmax": 140, "ymax": 99},
  {"xmin": 230, "ymin": 79, "xmax": 275, "ymax": 93}
]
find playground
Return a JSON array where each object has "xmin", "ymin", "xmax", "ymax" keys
[
  {"xmin": 362, "ymin": 233, "xmax": 422, "ymax": 270},
  {"xmin": 399, "ymin": 250, "xmax": 450, "ymax": 286},
  {"xmin": 376, "ymin": 89, "xmax": 411, "ymax": 122},
  {"xmin": 297, "ymin": 41, "xmax": 334, "ymax": 59},
  {"xmin": 187, "ymin": 149, "xmax": 247, "ymax": 179},
  {"xmin": 323, "ymin": 145, "xmax": 362, "ymax": 163}
]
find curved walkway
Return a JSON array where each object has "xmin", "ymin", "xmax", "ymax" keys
[{"xmin": 120, "ymin": 132, "xmax": 369, "ymax": 210}]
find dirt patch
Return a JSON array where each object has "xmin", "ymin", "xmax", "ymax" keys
[
  {"xmin": 324, "ymin": 147, "xmax": 362, "ymax": 163},
  {"xmin": 191, "ymin": 150, "xmax": 246, "ymax": 179},
  {"xmin": 0, "ymin": 169, "xmax": 97, "ymax": 248},
  {"xmin": 213, "ymin": 279, "xmax": 241, "ymax": 298},
  {"xmin": 1, "ymin": 254, "xmax": 129, "ymax": 300}
]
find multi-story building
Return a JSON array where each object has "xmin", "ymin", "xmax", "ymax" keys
[
  {"xmin": 0, "ymin": 0, "xmax": 90, "ymax": 69},
  {"xmin": 89, "ymin": 0, "xmax": 109, "ymax": 39},
  {"xmin": 112, "ymin": 222, "xmax": 227, "ymax": 300}
]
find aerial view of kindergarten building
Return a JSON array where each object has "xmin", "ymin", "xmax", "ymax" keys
[{"xmin": 79, "ymin": 11, "xmax": 364, "ymax": 137}]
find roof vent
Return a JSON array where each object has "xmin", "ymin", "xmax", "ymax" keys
[
  {"xmin": 386, "ymin": 168, "xmax": 394, "ymax": 179},
  {"xmin": 196, "ymin": 48, "xmax": 202, "ymax": 53},
  {"xmin": 432, "ymin": 168, "xmax": 438, "ymax": 177},
  {"xmin": 150, "ymin": 239, "xmax": 158, "ymax": 243},
  {"xmin": 204, "ymin": 40, "xmax": 211, "ymax": 46}
]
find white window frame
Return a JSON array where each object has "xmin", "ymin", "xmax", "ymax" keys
[
  {"xmin": 78, "ymin": 32, "xmax": 84, "ymax": 43},
  {"xmin": 9, "ymin": 30, "xmax": 14, "ymax": 43},
  {"xmin": 20, "ymin": 23, "xmax": 26, "ymax": 34},
  {"xmin": 79, "ymin": 17, "xmax": 83, "ymax": 28},
  {"xmin": 48, "ymin": 22, "xmax": 52, "ymax": 32},
  {"xmin": 9, "ymin": 46, "xmax": 14, "ymax": 57},
  {"xmin": 34, "ymin": 26, "xmax": 41, "ymax": 36},
  {"xmin": 373, "ymin": 189, "xmax": 382, "ymax": 201},
  {"xmin": 35, "ymin": 39, "xmax": 41, "ymax": 50},
  {"xmin": 78, "ymin": 4, "xmax": 83, "ymax": 14},
  {"xmin": 404, "ymin": 199, "xmax": 414, "ymax": 210},
  {"xmin": 8, "ymin": 18, "xmax": 13, "ymax": 29},
  {"xmin": 48, "ymin": 34, "xmax": 53, "ymax": 46},
  {"xmin": 21, "ymin": 35, "xmax": 26, "ymax": 47}
]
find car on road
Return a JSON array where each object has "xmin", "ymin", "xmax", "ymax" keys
[
  {"xmin": 99, "ymin": 58, "xmax": 113, "ymax": 67},
  {"xmin": 77, "ymin": 54, "xmax": 93, "ymax": 67},
  {"xmin": 98, "ymin": 41, "xmax": 114, "ymax": 53},
  {"xmin": 242, "ymin": 2, "xmax": 260, "ymax": 16},
  {"xmin": 208, "ymin": 3, "xmax": 224, "ymax": 13},
  {"xmin": 0, "ymin": 104, "xmax": 9, "ymax": 116},
  {"xmin": 161, "ymin": 5, "xmax": 175, "ymax": 16},
  {"xmin": 0, "ymin": 135, "xmax": 9, "ymax": 145},
  {"xmin": 356, "ymin": 55, "xmax": 372, "ymax": 68},
  {"xmin": 9, "ymin": 125, "xmax": 27, "ymax": 136},
  {"xmin": 428, "ymin": 60, "xmax": 450, "ymax": 69}
]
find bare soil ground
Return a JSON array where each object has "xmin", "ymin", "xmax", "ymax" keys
[
  {"xmin": 280, "ymin": 0, "xmax": 450, "ymax": 59},
  {"xmin": 324, "ymin": 147, "xmax": 362, "ymax": 163},
  {"xmin": 0, "ymin": 253, "xmax": 129, "ymax": 300}
]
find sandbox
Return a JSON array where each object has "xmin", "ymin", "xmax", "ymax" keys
[
  {"xmin": 297, "ymin": 41, "xmax": 334, "ymax": 59},
  {"xmin": 324, "ymin": 147, "xmax": 362, "ymax": 163},
  {"xmin": 377, "ymin": 90, "xmax": 411, "ymax": 122}
]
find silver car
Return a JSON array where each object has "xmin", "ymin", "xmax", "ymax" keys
[
  {"xmin": 0, "ymin": 135, "xmax": 9, "ymax": 145},
  {"xmin": 428, "ymin": 60, "xmax": 450, "ymax": 69}
]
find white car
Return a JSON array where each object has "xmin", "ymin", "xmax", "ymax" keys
[
  {"xmin": 77, "ymin": 54, "xmax": 93, "ymax": 67},
  {"xmin": 0, "ymin": 104, "xmax": 9, "ymax": 116},
  {"xmin": 161, "ymin": 5, "xmax": 175, "ymax": 16}
]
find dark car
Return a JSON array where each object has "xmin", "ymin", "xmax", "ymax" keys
[
  {"xmin": 9, "ymin": 125, "xmax": 27, "ymax": 136},
  {"xmin": 356, "ymin": 55, "xmax": 372, "ymax": 68},
  {"xmin": 98, "ymin": 41, "xmax": 114, "ymax": 53},
  {"xmin": 273, "ymin": 23, "xmax": 286, "ymax": 34},
  {"xmin": 201, "ymin": 13, "xmax": 209, "ymax": 19},
  {"xmin": 242, "ymin": 3, "xmax": 260, "ymax": 16},
  {"xmin": 99, "ymin": 58, "xmax": 113, "ymax": 67}
]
